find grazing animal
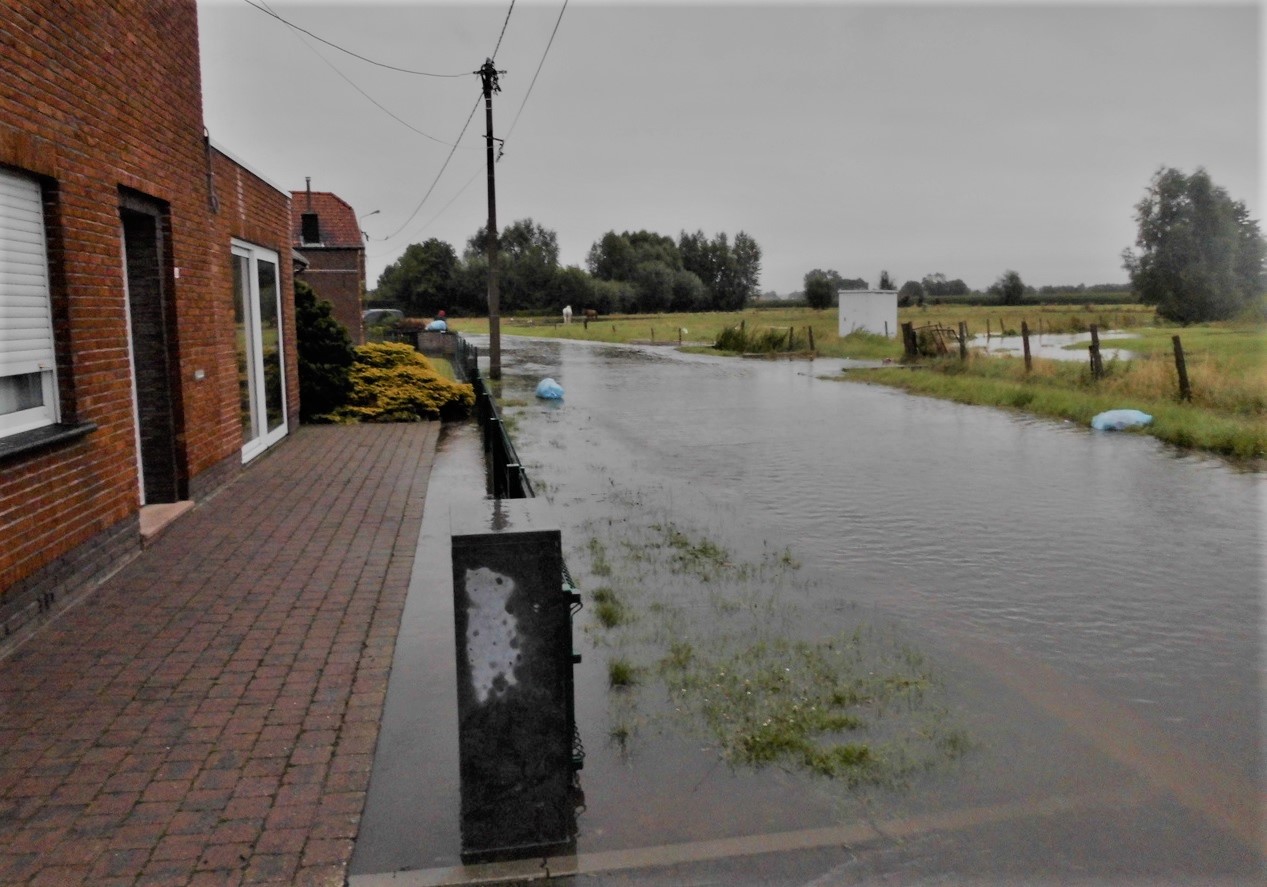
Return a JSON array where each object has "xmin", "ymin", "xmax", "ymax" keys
[{"xmin": 562, "ymin": 305, "xmax": 573, "ymax": 324}]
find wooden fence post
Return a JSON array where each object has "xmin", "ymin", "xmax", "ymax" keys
[
  {"xmin": 807, "ymin": 326, "xmax": 815, "ymax": 352},
  {"xmin": 1088, "ymin": 324, "xmax": 1104, "ymax": 379},
  {"xmin": 1173, "ymin": 335, "xmax": 1192, "ymax": 401},
  {"xmin": 1021, "ymin": 320, "xmax": 1032, "ymax": 372},
  {"xmin": 958, "ymin": 321, "xmax": 968, "ymax": 360},
  {"xmin": 901, "ymin": 322, "xmax": 916, "ymax": 357}
]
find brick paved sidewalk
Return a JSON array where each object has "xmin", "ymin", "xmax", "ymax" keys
[{"xmin": 0, "ymin": 423, "xmax": 440, "ymax": 886}]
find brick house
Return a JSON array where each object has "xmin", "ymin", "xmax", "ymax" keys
[
  {"xmin": 0, "ymin": 0, "xmax": 298, "ymax": 648},
  {"xmin": 292, "ymin": 185, "xmax": 367, "ymax": 343}
]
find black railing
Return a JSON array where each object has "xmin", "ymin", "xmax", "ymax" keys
[
  {"xmin": 458, "ymin": 336, "xmax": 583, "ymax": 776},
  {"xmin": 472, "ymin": 374, "xmax": 535, "ymax": 500}
]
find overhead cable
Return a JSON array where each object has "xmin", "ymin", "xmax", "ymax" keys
[
  {"xmin": 270, "ymin": 16, "xmax": 472, "ymax": 147},
  {"xmin": 503, "ymin": 0, "xmax": 568, "ymax": 145},
  {"xmin": 491, "ymin": 0, "xmax": 516, "ymax": 61},
  {"xmin": 381, "ymin": 92, "xmax": 485, "ymax": 241},
  {"xmin": 242, "ymin": 0, "xmax": 468, "ymax": 77},
  {"xmin": 366, "ymin": 165, "xmax": 484, "ymax": 257}
]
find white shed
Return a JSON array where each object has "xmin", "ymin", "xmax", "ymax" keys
[{"xmin": 837, "ymin": 289, "xmax": 898, "ymax": 338}]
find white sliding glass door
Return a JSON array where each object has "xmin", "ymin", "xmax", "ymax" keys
[{"xmin": 232, "ymin": 240, "xmax": 286, "ymax": 462}]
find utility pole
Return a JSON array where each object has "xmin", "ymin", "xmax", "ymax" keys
[{"xmin": 478, "ymin": 58, "xmax": 502, "ymax": 380}]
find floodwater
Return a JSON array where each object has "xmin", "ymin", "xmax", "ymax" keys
[
  {"xmin": 972, "ymin": 329, "xmax": 1136, "ymax": 361},
  {"xmin": 352, "ymin": 335, "xmax": 1262, "ymax": 885}
]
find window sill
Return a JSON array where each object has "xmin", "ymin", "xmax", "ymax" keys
[{"xmin": 0, "ymin": 421, "xmax": 97, "ymax": 462}]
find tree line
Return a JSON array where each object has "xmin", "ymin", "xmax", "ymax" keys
[
  {"xmin": 373, "ymin": 167, "xmax": 1262, "ymax": 326},
  {"xmin": 373, "ymin": 220, "xmax": 762, "ymax": 317}
]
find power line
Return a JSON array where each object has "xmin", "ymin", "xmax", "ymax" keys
[
  {"xmin": 375, "ymin": 4, "xmax": 520, "ymax": 247},
  {"xmin": 366, "ymin": 165, "xmax": 483, "ymax": 258},
  {"xmin": 491, "ymin": 0, "xmax": 516, "ymax": 61},
  {"xmin": 271, "ymin": 14, "xmax": 473, "ymax": 148},
  {"xmin": 381, "ymin": 92, "xmax": 485, "ymax": 241},
  {"xmin": 503, "ymin": 0, "xmax": 568, "ymax": 145},
  {"xmin": 242, "ymin": 0, "xmax": 467, "ymax": 78}
]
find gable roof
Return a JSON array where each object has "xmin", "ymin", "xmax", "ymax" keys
[{"xmin": 290, "ymin": 191, "xmax": 363, "ymax": 249}]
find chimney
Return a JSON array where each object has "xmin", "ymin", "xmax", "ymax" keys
[{"xmin": 305, "ymin": 177, "xmax": 312, "ymax": 211}]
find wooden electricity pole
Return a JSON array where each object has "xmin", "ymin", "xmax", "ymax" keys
[{"xmin": 478, "ymin": 58, "xmax": 503, "ymax": 380}]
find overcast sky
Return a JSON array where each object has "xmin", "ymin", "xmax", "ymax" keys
[{"xmin": 197, "ymin": 1, "xmax": 1261, "ymax": 295}]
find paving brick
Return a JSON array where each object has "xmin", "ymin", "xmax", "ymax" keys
[{"xmin": 0, "ymin": 423, "xmax": 438, "ymax": 885}]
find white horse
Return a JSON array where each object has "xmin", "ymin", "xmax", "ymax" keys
[{"xmin": 562, "ymin": 305, "xmax": 573, "ymax": 324}]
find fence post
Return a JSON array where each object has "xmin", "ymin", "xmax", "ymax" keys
[
  {"xmin": 958, "ymin": 321, "xmax": 968, "ymax": 360},
  {"xmin": 1172, "ymin": 335, "xmax": 1192, "ymax": 401},
  {"xmin": 1021, "ymin": 320, "xmax": 1032, "ymax": 372},
  {"xmin": 807, "ymin": 326, "xmax": 815, "ymax": 352},
  {"xmin": 1088, "ymin": 324, "xmax": 1103, "ymax": 379},
  {"xmin": 986, "ymin": 319, "xmax": 991, "ymax": 339},
  {"xmin": 901, "ymin": 322, "xmax": 916, "ymax": 357}
]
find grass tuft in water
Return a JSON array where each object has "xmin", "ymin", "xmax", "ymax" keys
[
  {"xmin": 608, "ymin": 657, "xmax": 639, "ymax": 689},
  {"xmin": 591, "ymin": 587, "xmax": 630, "ymax": 629},
  {"xmin": 587, "ymin": 537, "xmax": 612, "ymax": 577}
]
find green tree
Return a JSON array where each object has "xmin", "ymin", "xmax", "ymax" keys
[
  {"xmin": 670, "ymin": 269, "xmax": 707, "ymax": 311},
  {"xmin": 679, "ymin": 230, "xmax": 749, "ymax": 310},
  {"xmin": 804, "ymin": 270, "xmax": 835, "ymax": 310},
  {"xmin": 732, "ymin": 231, "xmax": 762, "ymax": 306},
  {"xmin": 1122, "ymin": 166, "xmax": 1265, "ymax": 323},
  {"xmin": 466, "ymin": 218, "xmax": 561, "ymax": 313},
  {"xmin": 374, "ymin": 238, "xmax": 457, "ymax": 316},
  {"xmin": 546, "ymin": 265, "xmax": 596, "ymax": 312},
  {"xmin": 897, "ymin": 280, "xmax": 925, "ymax": 307},
  {"xmin": 878, "ymin": 270, "xmax": 895, "ymax": 290},
  {"xmin": 989, "ymin": 270, "xmax": 1025, "ymax": 306},
  {"xmin": 294, "ymin": 279, "xmax": 354, "ymax": 421},
  {"xmin": 588, "ymin": 230, "xmax": 638, "ymax": 281}
]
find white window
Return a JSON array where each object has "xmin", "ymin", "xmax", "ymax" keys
[{"xmin": 0, "ymin": 169, "xmax": 58, "ymax": 437}]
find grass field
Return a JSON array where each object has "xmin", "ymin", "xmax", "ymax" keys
[{"xmin": 450, "ymin": 303, "xmax": 1265, "ymax": 463}]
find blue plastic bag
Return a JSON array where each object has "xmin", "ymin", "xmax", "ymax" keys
[
  {"xmin": 1091, "ymin": 409, "xmax": 1152, "ymax": 431},
  {"xmin": 535, "ymin": 378, "xmax": 564, "ymax": 400}
]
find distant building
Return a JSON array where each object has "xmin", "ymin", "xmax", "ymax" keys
[
  {"xmin": 291, "ymin": 185, "xmax": 366, "ymax": 343},
  {"xmin": 837, "ymin": 289, "xmax": 898, "ymax": 338}
]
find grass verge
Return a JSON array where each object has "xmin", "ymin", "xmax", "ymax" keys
[{"xmin": 848, "ymin": 323, "xmax": 1265, "ymax": 462}]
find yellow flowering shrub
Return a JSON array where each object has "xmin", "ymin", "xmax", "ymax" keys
[{"xmin": 323, "ymin": 342, "xmax": 474, "ymax": 422}]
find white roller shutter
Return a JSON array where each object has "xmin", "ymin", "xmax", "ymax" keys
[{"xmin": 0, "ymin": 170, "xmax": 54, "ymax": 378}]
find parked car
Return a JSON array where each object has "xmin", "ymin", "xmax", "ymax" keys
[{"xmin": 362, "ymin": 308, "xmax": 404, "ymax": 326}]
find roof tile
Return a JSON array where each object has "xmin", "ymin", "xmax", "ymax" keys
[{"xmin": 291, "ymin": 191, "xmax": 363, "ymax": 249}]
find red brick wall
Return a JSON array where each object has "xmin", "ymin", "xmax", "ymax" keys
[
  {"xmin": 0, "ymin": 1, "xmax": 292, "ymax": 598},
  {"xmin": 299, "ymin": 248, "xmax": 366, "ymax": 344}
]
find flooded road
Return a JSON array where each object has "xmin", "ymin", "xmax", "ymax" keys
[{"xmin": 353, "ymin": 335, "xmax": 1262, "ymax": 884}]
